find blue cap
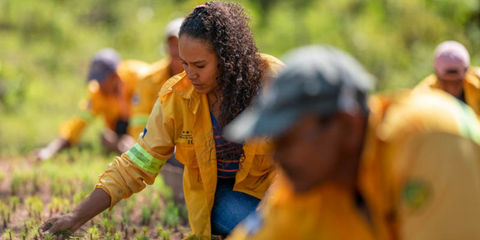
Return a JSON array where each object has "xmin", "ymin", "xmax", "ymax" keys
[{"xmin": 87, "ymin": 48, "xmax": 121, "ymax": 82}]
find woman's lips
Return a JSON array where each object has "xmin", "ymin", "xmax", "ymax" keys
[{"xmin": 191, "ymin": 82, "xmax": 202, "ymax": 88}]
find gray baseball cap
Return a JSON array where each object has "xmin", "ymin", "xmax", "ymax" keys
[
  {"xmin": 87, "ymin": 48, "xmax": 122, "ymax": 83},
  {"xmin": 225, "ymin": 45, "xmax": 375, "ymax": 143}
]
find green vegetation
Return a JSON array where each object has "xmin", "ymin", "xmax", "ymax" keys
[
  {"xmin": 2, "ymin": 0, "xmax": 480, "ymax": 155},
  {"xmin": 0, "ymin": 154, "xmax": 189, "ymax": 239}
]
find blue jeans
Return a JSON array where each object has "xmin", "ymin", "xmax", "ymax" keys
[{"xmin": 211, "ymin": 178, "xmax": 260, "ymax": 235}]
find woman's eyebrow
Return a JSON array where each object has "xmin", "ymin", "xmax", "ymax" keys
[{"xmin": 179, "ymin": 56, "xmax": 206, "ymax": 64}]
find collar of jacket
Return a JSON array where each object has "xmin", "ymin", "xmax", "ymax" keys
[{"xmin": 160, "ymin": 72, "xmax": 200, "ymax": 115}]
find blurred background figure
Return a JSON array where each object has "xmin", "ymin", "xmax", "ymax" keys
[
  {"xmin": 415, "ymin": 41, "xmax": 480, "ymax": 115},
  {"xmin": 128, "ymin": 18, "xmax": 186, "ymax": 204},
  {"xmin": 128, "ymin": 18, "xmax": 184, "ymax": 138},
  {"xmin": 227, "ymin": 45, "xmax": 480, "ymax": 240},
  {"xmin": 36, "ymin": 49, "xmax": 150, "ymax": 161}
]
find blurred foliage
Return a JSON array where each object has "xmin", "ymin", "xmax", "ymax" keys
[{"xmin": 1, "ymin": 0, "xmax": 480, "ymax": 154}]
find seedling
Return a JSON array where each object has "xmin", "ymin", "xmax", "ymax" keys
[
  {"xmin": 11, "ymin": 172, "xmax": 22, "ymax": 195},
  {"xmin": 161, "ymin": 201, "xmax": 180, "ymax": 229},
  {"xmin": 156, "ymin": 222, "xmax": 164, "ymax": 237},
  {"xmin": 141, "ymin": 205, "xmax": 151, "ymax": 225},
  {"xmin": 9, "ymin": 196, "xmax": 20, "ymax": 211},
  {"xmin": 0, "ymin": 169, "xmax": 6, "ymax": 183},
  {"xmin": 103, "ymin": 232, "xmax": 113, "ymax": 240},
  {"xmin": 2, "ymin": 228, "xmax": 13, "ymax": 240},
  {"xmin": 25, "ymin": 196, "xmax": 43, "ymax": 219},
  {"xmin": 101, "ymin": 217, "xmax": 115, "ymax": 234},
  {"xmin": 135, "ymin": 234, "xmax": 149, "ymax": 240},
  {"xmin": 43, "ymin": 233, "xmax": 55, "ymax": 240},
  {"xmin": 135, "ymin": 228, "xmax": 149, "ymax": 240},
  {"xmin": 0, "ymin": 201, "xmax": 9, "ymax": 228},
  {"xmin": 32, "ymin": 169, "xmax": 40, "ymax": 192},
  {"xmin": 162, "ymin": 229, "xmax": 171, "ymax": 240},
  {"xmin": 42, "ymin": 222, "xmax": 74, "ymax": 239},
  {"xmin": 87, "ymin": 225, "xmax": 100, "ymax": 240}
]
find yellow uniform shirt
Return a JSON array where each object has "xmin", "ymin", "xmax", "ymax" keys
[
  {"xmin": 229, "ymin": 177, "xmax": 375, "ymax": 240},
  {"xmin": 414, "ymin": 68, "xmax": 480, "ymax": 116},
  {"xmin": 128, "ymin": 58, "xmax": 172, "ymax": 138},
  {"xmin": 95, "ymin": 54, "xmax": 285, "ymax": 240},
  {"xmin": 58, "ymin": 60, "xmax": 150, "ymax": 144},
  {"xmin": 361, "ymin": 90, "xmax": 480, "ymax": 240},
  {"xmin": 230, "ymin": 90, "xmax": 480, "ymax": 240}
]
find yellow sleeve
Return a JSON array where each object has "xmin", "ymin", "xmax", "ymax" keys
[
  {"xmin": 391, "ymin": 132, "xmax": 480, "ymax": 240},
  {"xmin": 58, "ymin": 100, "xmax": 95, "ymax": 145},
  {"xmin": 95, "ymin": 98, "xmax": 175, "ymax": 209}
]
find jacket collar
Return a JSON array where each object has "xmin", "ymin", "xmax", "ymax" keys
[{"xmin": 169, "ymin": 72, "xmax": 201, "ymax": 115}]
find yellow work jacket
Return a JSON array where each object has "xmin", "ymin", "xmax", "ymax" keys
[
  {"xmin": 230, "ymin": 90, "xmax": 480, "ymax": 240},
  {"xmin": 414, "ymin": 68, "xmax": 480, "ymax": 116},
  {"xmin": 95, "ymin": 54, "xmax": 285, "ymax": 240},
  {"xmin": 58, "ymin": 60, "xmax": 150, "ymax": 144},
  {"xmin": 229, "ymin": 177, "xmax": 375, "ymax": 240},
  {"xmin": 128, "ymin": 58, "xmax": 173, "ymax": 138}
]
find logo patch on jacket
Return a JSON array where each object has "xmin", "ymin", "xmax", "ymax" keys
[
  {"xmin": 180, "ymin": 130, "xmax": 193, "ymax": 144},
  {"xmin": 132, "ymin": 94, "xmax": 141, "ymax": 105},
  {"xmin": 403, "ymin": 179, "xmax": 430, "ymax": 211}
]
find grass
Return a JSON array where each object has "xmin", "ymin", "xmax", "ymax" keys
[{"xmin": 0, "ymin": 154, "xmax": 190, "ymax": 239}]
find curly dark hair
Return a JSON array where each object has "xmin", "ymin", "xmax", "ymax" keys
[{"xmin": 179, "ymin": 1, "xmax": 266, "ymax": 129}]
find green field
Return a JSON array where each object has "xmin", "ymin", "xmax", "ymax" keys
[
  {"xmin": 1, "ymin": 0, "xmax": 480, "ymax": 239},
  {"xmin": 0, "ymin": 153, "xmax": 190, "ymax": 239}
]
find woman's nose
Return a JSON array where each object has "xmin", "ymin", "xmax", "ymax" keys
[{"xmin": 186, "ymin": 67, "xmax": 199, "ymax": 81}]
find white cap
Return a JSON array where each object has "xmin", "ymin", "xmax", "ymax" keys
[{"xmin": 165, "ymin": 18, "xmax": 184, "ymax": 39}]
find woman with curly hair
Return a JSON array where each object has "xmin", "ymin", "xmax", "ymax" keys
[{"xmin": 39, "ymin": 2, "xmax": 284, "ymax": 239}]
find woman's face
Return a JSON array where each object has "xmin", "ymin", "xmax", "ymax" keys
[{"xmin": 179, "ymin": 35, "xmax": 220, "ymax": 94}]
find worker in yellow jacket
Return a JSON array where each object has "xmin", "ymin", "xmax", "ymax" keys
[
  {"xmin": 227, "ymin": 45, "xmax": 480, "ymax": 240},
  {"xmin": 415, "ymin": 41, "xmax": 480, "ymax": 115},
  {"xmin": 128, "ymin": 18, "xmax": 185, "ymax": 138},
  {"xmin": 36, "ymin": 49, "xmax": 150, "ymax": 161},
  {"xmin": 39, "ymin": 2, "xmax": 285, "ymax": 240}
]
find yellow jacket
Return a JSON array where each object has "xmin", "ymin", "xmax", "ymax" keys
[
  {"xmin": 229, "ymin": 177, "xmax": 375, "ymax": 240},
  {"xmin": 230, "ymin": 90, "xmax": 480, "ymax": 240},
  {"xmin": 95, "ymin": 54, "xmax": 285, "ymax": 240},
  {"xmin": 58, "ymin": 60, "xmax": 150, "ymax": 144},
  {"xmin": 128, "ymin": 58, "xmax": 172, "ymax": 138},
  {"xmin": 414, "ymin": 68, "xmax": 480, "ymax": 116}
]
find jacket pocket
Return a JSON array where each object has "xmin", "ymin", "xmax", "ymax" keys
[
  {"xmin": 175, "ymin": 144, "xmax": 198, "ymax": 168},
  {"xmin": 249, "ymin": 144, "xmax": 275, "ymax": 176}
]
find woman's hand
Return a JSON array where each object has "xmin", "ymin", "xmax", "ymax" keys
[
  {"xmin": 38, "ymin": 212, "xmax": 81, "ymax": 239},
  {"xmin": 35, "ymin": 137, "xmax": 70, "ymax": 161},
  {"xmin": 38, "ymin": 188, "xmax": 112, "ymax": 239}
]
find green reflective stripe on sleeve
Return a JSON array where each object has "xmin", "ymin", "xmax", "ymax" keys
[
  {"xmin": 130, "ymin": 114, "xmax": 149, "ymax": 126},
  {"xmin": 455, "ymin": 100, "xmax": 480, "ymax": 144},
  {"xmin": 78, "ymin": 110, "xmax": 94, "ymax": 122},
  {"xmin": 125, "ymin": 143, "xmax": 165, "ymax": 173}
]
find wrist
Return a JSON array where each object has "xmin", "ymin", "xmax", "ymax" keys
[{"xmin": 68, "ymin": 209, "xmax": 88, "ymax": 224}]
